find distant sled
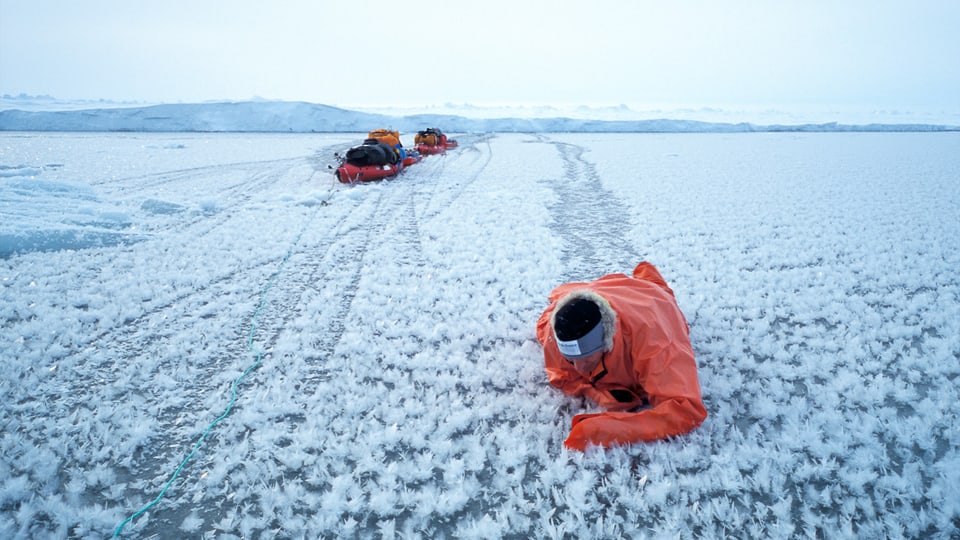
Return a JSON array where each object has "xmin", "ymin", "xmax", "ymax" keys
[
  {"xmin": 414, "ymin": 127, "xmax": 458, "ymax": 155},
  {"xmin": 416, "ymin": 142, "xmax": 447, "ymax": 156}
]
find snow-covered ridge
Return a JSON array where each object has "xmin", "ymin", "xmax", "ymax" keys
[{"xmin": 1, "ymin": 99, "xmax": 956, "ymax": 133}]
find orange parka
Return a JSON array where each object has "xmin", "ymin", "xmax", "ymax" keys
[{"xmin": 536, "ymin": 262, "xmax": 707, "ymax": 450}]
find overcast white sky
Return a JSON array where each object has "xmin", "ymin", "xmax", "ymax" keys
[{"xmin": 2, "ymin": 0, "xmax": 959, "ymax": 118}]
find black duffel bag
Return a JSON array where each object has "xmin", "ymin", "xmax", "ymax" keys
[{"xmin": 346, "ymin": 140, "xmax": 397, "ymax": 166}]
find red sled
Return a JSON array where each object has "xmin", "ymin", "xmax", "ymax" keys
[
  {"xmin": 414, "ymin": 128, "xmax": 457, "ymax": 155},
  {"xmin": 335, "ymin": 162, "xmax": 403, "ymax": 183},
  {"xmin": 415, "ymin": 143, "xmax": 446, "ymax": 155},
  {"xmin": 416, "ymin": 139, "xmax": 457, "ymax": 154}
]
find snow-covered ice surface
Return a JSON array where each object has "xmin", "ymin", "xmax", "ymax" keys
[{"xmin": 1, "ymin": 131, "xmax": 959, "ymax": 538}]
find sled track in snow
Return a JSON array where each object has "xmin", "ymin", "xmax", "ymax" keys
[
  {"xmin": 240, "ymin": 157, "xmax": 443, "ymax": 394},
  {"xmin": 260, "ymin": 187, "xmax": 392, "ymax": 379},
  {"xmin": 14, "ymin": 151, "xmax": 351, "ymax": 529},
  {"xmin": 97, "ymin": 143, "xmax": 346, "ymax": 233},
  {"xmin": 233, "ymin": 139, "xmax": 499, "ymax": 397},
  {"xmin": 92, "ymin": 156, "xmax": 307, "ymax": 196},
  {"xmin": 127, "ymin": 140, "xmax": 460, "ymax": 407},
  {"xmin": 81, "ymin": 154, "xmax": 343, "ymax": 369},
  {"xmin": 16, "ymin": 165, "xmax": 334, "ymax": 479},
  {"xmin": 416, "ymin": 134, "xmax": 495, "ymax": 224},
  {"xmin": 102, "ymin": 137, "xmax": 496, "ymax": 536},
  {"xmin": 547, "ymin": 139, "xmax": 643, "ymax": 280},
  {"xmin": 389, "ymin": 187, "xmax": 428, "ymax": 269}
]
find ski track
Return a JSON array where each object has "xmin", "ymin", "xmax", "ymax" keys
[
  {"xmin": 417, "ymin": 134, "xmax": 495, "ymax": 223},
  {"xmin": 544, "ymin": 137, "xmax": 644, "ymax": 282},
  {"xmin": 114, "ymin": 134, "xmax": 517, "ymax": 537}
]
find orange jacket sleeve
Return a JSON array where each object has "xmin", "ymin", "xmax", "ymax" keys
[
  {"xmin": 563, "ymin": 340, "xmax": 707, "ymax": 450},
  {"xmin": 564, "ymin": 399, "xmax": 707, "ymax": 450}
]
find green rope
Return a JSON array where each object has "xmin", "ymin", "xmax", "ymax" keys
[{"xmin": 113, "ymin": 208, "xmax": 318, "ymax": 537}]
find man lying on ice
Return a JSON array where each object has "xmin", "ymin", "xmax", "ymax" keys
[{"xmin": 536, "ymin": 262, "xmax": 707, "ymax": 451}]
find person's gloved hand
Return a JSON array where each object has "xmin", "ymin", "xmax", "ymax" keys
[
  {"xmin": 564, "ymin": 412, "xmax": 642, "ymax": 451},
  {"xmin": 564, "ymin": 413, "xmax": 607, "ymax": 451}
]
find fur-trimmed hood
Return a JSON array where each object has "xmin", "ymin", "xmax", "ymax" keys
[{"xmin": 550, "ymin": 289, "xmax": 617, "ymax": 353}]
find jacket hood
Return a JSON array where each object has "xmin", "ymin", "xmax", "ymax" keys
[{"xmin": 551, "ymin": 289, "xmax": 617, "ymax": 353}]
